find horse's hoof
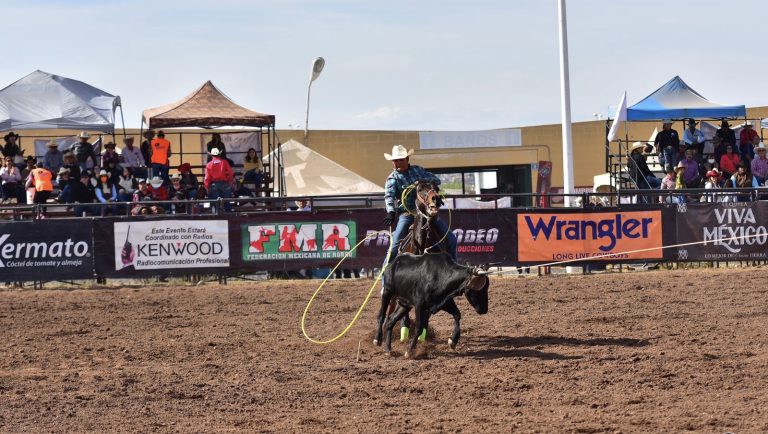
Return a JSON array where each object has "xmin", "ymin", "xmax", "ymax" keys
[
  {"xmin": 448, "ymin": 338, "xmax": 456, "ymax": 350},
  {"xmin": 404, "ymin": 351, "xmax": 411, "ymax": 359},
  {"xmin": 373, "ymin": 339, "xmax": 380, "ymax": 346}
]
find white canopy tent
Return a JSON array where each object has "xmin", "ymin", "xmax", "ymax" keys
[
  {"xmin": 265, "ymin": 140, "xmax": 383, "ymax": 196},
  {"xmin": 0, "ymin": 70, "xmax": 121, "ymax": 133}
]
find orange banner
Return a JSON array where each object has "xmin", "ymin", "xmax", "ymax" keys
[{"xmin": 517, "ymin": 211, "xmax": 663, "ymax": 262}]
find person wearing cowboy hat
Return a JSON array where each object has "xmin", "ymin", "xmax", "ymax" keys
[
  {"xmin": 101, "ymin": 141, "xmax": 120, "ymax": 170},
  {"xmin": 43, "ymin": 139, "xmax": 64, "ymax": 174},
  {"xmin": 751, "ymin": 143, "xmax": 768, "ymax": 184},
  {"xmin": 69, "ymin": 131, "xmax": 97, "ymax": 171},
  {"xmin": 120, "ymin": 136, "xmax": 147, "ymax": 178},
  {"xmin": 382, "ymin": 144, "xmax": 457, "ymax": 263},
  {"xmin": 740, "ymin": 121, "xmax": 759, "ymax": 160},
  {"xmin": 700, "ymin": 168, "xmax": 723, "ymax": 203},
  {"xmin": 655, "ymin": 119, "xmax": 680, "ymax": 171},
  {"xmin": 204, "ymin": 147, "xmax": 234, "ymax": 212},
  {"xmin": 628, "ymin": 142, "xmax": 661, "ymax": 198},
  {"xmin": 683, "ymin": 119, "xmax": 705, "ymax": 155},
  {"xmin": 2, "ymin": 131, "xmax": 24, "ymax": 169},
  {"xmin": 716, "ymin": 119, "xmax": 737, "ymax": 154},
  {"xmin": 55, "ymin": 167, "xmax": 72, "ymax": 203}
]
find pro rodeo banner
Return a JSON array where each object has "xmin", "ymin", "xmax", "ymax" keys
[
  {"xmin": 94, "ymin": 218, "xmax": 231, "ymax": 276},
  {"xmin": 517, "ymin": 209, "xmax": 665, "ymax": 263},
  {"xmin": 675, "ymin": 202, "xmax": 768, "ymax": 261},
  {"xmin": 0, "ymin": 219, "xmax": 94, "ymax": 281}
]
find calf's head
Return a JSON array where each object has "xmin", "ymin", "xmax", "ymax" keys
[{"xmin": 464, "ymin": 267, "xmax": 490, "ymax": 314}]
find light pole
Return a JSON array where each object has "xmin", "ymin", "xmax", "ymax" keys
[{"xmin": 304, "ymin": 57, "xmax": 325, "ymax": 145}]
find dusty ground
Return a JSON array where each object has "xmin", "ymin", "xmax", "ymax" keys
[{"xmin": 2, "ymin": 267, "xmax": 768, "ymax": 433}]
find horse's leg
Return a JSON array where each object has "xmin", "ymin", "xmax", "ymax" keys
[
  {"xmin": 383, "ymin": 304, "xmax": 410, "ymax": 354},
  {"xmin": 441, "ymin": 299, "xmax": 462, "ymax": 350},
  {"xmin": 405, "ymin": 306, "xmax": 428, "ymax": 359}
]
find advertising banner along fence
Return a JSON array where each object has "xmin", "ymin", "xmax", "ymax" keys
[
  {"xmin": 0, "ymin": 219, "xmax": 94, "ymax": 281},
  {"xmin": 675, "ymin": 202, "xmax": 768, "ymax": 261},
  {"xmin": 94, "ymin": 218, "xmax": 232, "ymax": 276},
  {"xmin": 517, "ymin": 209, "xmax": 665, "ymax": 264}
]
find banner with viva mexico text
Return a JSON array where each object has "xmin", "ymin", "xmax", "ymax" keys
[
  {"xmin": 517, "ymin": 209, "xmax": 664, "ymax": 263},
  {"xmin": 675, "ymin": 201, "xmax": 768, "ymax": 261}
]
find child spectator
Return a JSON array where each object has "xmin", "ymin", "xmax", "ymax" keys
[{"xmin": 659, "ymin": 167, "xmax": 676, "ymax": 203}]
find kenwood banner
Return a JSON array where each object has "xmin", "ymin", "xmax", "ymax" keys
[
  {"xmin": 675, "ymin": 202, "xmax": 768, "ymax": 261},
  {"xmin": 517, "ymin": 210, "xmax": 664, "ymax": 263},
  {"xmin": 0, "ymin": 220, "xmax": 94, "ymax": 280},
  {"xmin": 113, "ymin": 220, "xmax": 230, "ymax": 271}
]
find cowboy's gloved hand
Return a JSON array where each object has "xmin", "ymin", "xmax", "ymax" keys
[{"xmin": 382, "ymin": 211, "xmax": 396, "ymax": 227}]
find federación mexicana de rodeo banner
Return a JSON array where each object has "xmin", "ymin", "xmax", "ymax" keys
[
  {"xmin": 675, "ymin": 202, "xmax": 768, "ymax": 261},
  {"xmin": 517, "ymin": 210, "xmax": 664, "ymax": 263},
  {"xmin": 0, "ymin": 219, "xmax": 94, "ymax": 281}
]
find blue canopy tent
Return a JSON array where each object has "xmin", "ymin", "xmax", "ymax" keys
[{"xmin": 627, "ymin": 76, "xmax": 746, "ymax": 121}]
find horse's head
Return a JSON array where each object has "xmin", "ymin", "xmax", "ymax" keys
[{"xmin": 414, "ymin": 179, "xmax": 442, "ymax": 218}]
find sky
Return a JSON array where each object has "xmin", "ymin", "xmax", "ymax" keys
[{"xmin": 2, "ymin": 0, "xmax": 764, "ymax": 131}]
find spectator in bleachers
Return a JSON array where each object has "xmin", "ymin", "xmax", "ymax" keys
[
  {"xmin": 204, "ymin": 148, "xmax": 234, "ymax": 212},
  {"xmin": 719, "ymin": 144, "xmax": 740, "ymax": 179},
  {"xmin": 680, "ymin": 148, "xmax": 703, "ymax": 188},
  {"xmin": 673, "ymin": 162, "xmax": 687, "ymax": 203},
  {"xmin": 131, "ymin": 179, "xmax": 163, "ymax": 215},
  {"xmin": 150, "ymin": 131, "xmax": 172, "ymax": 182},
  {"xmin": 94, "ymin": 169, "xmax": 119, "ymax": 215},
  {"xmin": 55, "ymin": 168, "xmax": 71, "ymax": 203},
  {"xmin": 716, "ymin": 120, "xmax": 737, "ymax": 154},
  {"xmin": 243, "ymin": 147, "xmax": 264, "ymax": 186},
  {"xmin": 740, "ymin": 122, "xmax": 759, "ymax": 160},
  {"xmin": 116, "ymin": 167, "xmax": 137, "ymax": 202},
  {"xmin": 168, "ymin": 173, "xmax": 187, "ymax": 213},
  {"xmin": 701, "ymin": 169, "xmax": 722, "ymax": 203},
  {"xmin": 2, "ymin": 132, "xmax": 24, "ymax": 169},
  {"xmin": 0, "ymin": 157, "xmax": 22, "ymax": 203},
  {"xmin": 21, "ymin": 155, "xmax": 36, "ymax": 180},
  {"xmin": 206, "ymin": 133, "xmax": 227, "ymax": 162},
  {"xmin": 659, "ymin": 166, "xmax": 676, "ymax": 203},
  {"xmin": 101, "ymin": 141, "xmax": 120, "ymax": 169},
  {"xmin": 71, "ymin": 171, "xmax": 97, "ymax": 216},
  {"xmin": 742, "ymin": 134, "xmax": 759, "ymax": 165},
  {"xmin": 751, "ymin": 143, "xmax": 768, "ymax": 184},
  {"xmin": 628, "ymin": 142, "xmax": 661, "ymax": 189},
  {"xmin": 147, "ymin": 176, "xmax": 169, "ymax": 202},
  {"xmin": 43, "ymin": 140, "xmax": 63, "ymax": 173},
  {"xmin": 666, "ymin": 142, "xmax": 687, "ymax": 172},
  {"xmin": 683, "ymin": 119, "xmax": 706, "ymax": 155},
  {"xmin": 721, "ymin": 179, "xmax": 737, "ymax": 203},
  {"xmin": 177, "ymin": 163, "xmax": 199, "ymax": 197},
  {"xmin": 70, "ymin": 131, "xmax": 97, "ymax": 171},
  {"xmin": 61, "ymin": 152, "xmax": 81, "ymax": 185},
  {"xmin": 655, "ymin": 119, "xmax": 679, "ymax": 171},
  {"xmin": 120, "ymin": 136, "xmax": 147, "ymax": 179},
  {"xmin": 140, "ymin": 131, "xmax": 153, "ymax": 171},
  {"xmin": 731, "ymin": 161, "xmax": 759, "ymax": 202}
]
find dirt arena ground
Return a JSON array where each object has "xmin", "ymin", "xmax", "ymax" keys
[{"xmin": 2, "ymin": 267, "xmax": 768, "ymax": 432}]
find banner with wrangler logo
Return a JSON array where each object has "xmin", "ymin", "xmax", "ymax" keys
[{"xmin": 517, "ymin": 210, "xmax": 664, "ymax": 263}]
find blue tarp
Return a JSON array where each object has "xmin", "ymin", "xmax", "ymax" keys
[{"xmin": 627, "ymin": 76, "xmax": 746, "ymax": 121}]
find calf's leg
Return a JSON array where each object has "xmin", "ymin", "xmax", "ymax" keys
[
  {"xmin": 383, "ymin": 304, "xmax": 410, "ymax": 354},
  {"xmin": 441, "ymin": 299, "xmax": 462, "ymax": 350},
  {"xmin": 374, "ymin": 293, "xmax": 393, "ymax": 346}
]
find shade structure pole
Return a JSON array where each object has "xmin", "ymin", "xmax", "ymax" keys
[{"xmin": 557, "ymin": 0, "xmax": 575, "ymax": 207}]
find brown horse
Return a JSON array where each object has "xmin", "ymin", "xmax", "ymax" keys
[{"xmin": 398, "ymin": 179, "xmax": 447, "ymax": 256}]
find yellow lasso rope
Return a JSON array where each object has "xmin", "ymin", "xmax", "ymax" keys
[{"xmin": 301, "ymin": 229, "xmax": 393, "ymax": 344}]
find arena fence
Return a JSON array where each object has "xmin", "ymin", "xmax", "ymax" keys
[{"xmin": 0, "ymin": 200, "xmax": 764, "ymax": 283}]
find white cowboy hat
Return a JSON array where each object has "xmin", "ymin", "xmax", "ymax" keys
[
  {"xmin": 384, "ymin": 144, "xmax": 414, "ymax": 160},
  {"xmin": 46, "ymin": 140, "xmax": 58, "ymax": 148},
  {"xmin": 98, "ymin": 169, "xmax": 109, "ymax": 177},
  {"xmin": 210, "ymin": 148, "xmax": 222, "ymax": 156},
  {"xmin": 661, "ymin": 119, "xmax": 673, "ymax": 125},
  {"xmin": 757, "ymin": 143, "xmax": 767, "ymax": 150},
  {"xmin": 77, "ymin": 131, "xmax": 91, "ymax": 139},
  {"xmin": 630, "ymin": 141, "xmax": 647, "ymax": 152},
  {"xmin": 149, "ymin": 176, "xmax": 163, "ymax": 188}
]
